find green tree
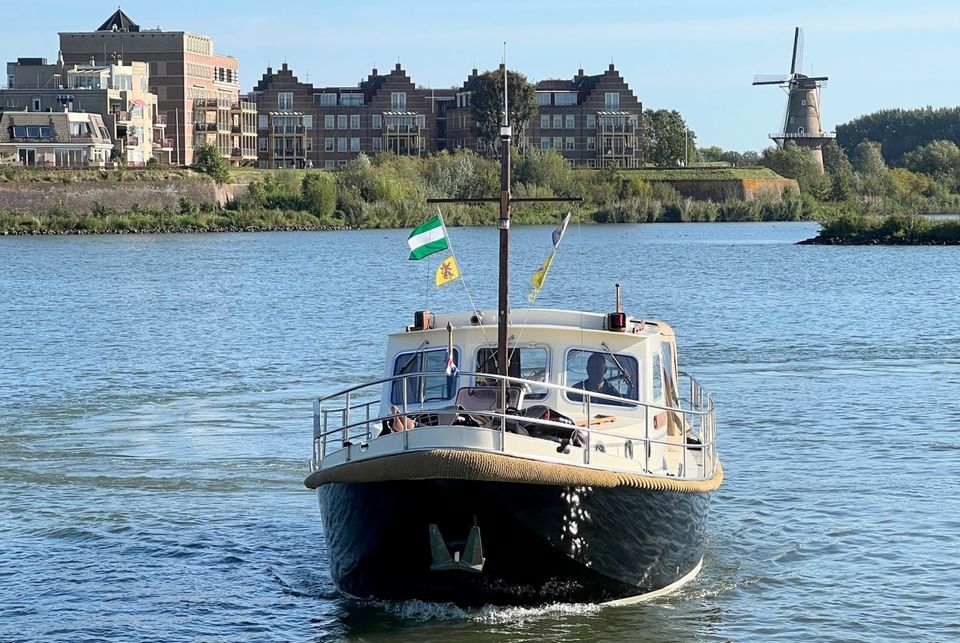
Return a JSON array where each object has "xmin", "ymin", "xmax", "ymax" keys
[
  {"xmin": 901, "ymin": 139, "xmax": 960, "ymax": 181},
  {"xmin": 642, "ymin": 109, "xmax": 696, "ymax": 166},
  {"xmin": 301, "ymin": 172, "xmax": 337, "ymax": 216},
  {"xmin": 512, "ymin": 147, "xmax": 576, "ymax": 195},
  {"xmin": 760, "ymin": 141, "xmax": 825, "ymax": 194},
  {"xmin": 850, "ymin": 141, "xmax": 887, "ymax": 176},
  {"xmin": 469, "ymin": 67, "xmax": 537, "ymax": 156},
  {"xmin": 192, "ymin": 143, "xmax": 231, "ymax": 185}
]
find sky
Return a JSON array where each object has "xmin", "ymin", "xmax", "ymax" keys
[{"xmin": 3, "ymin": 0, "xmax": 959, "ymax": 152}]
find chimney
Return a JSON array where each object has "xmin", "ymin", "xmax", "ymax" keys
[
  {"xmin": 608, "ymin": 63, "xmax": 615, "ymax": 71},
  {"xmin": 395, "ymin": 62, "xmax": 401, "ymax": 71}
]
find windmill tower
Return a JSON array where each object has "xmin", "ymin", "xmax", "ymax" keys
[{"xmin": 753, "ymin": 27, "xmax": 834, "ymax": 171}]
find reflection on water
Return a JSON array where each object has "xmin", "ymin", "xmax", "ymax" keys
[{"xmin": 1, "ymin": 222, "xmax": 959, "ymax": 641}]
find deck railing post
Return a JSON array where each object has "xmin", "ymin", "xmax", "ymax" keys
[{"xmin": 343, "ymin": 392, "xmax": 352, "ymax": 449}]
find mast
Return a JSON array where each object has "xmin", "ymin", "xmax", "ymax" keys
[
  {"xmin": 427, "ymin": 53, "xmax": 581, "ymax": 380},
  {"xmin": 496, "ymin": 62, "xmax": 511, "ymax": 379}
]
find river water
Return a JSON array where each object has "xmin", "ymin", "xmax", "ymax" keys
[{"xmin": 1, "ymin": 222, "xmax": 958, "ymax": 642}]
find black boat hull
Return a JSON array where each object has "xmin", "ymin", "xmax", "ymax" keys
[{"xmin": 318, "ymin": 477, "xmax": 711, "ymax": 606}]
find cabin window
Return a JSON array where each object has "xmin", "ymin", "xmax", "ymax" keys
[
  {"xmin": 475, "ymin": 346, "xmax": 549, "ymax": 400},
  {"xmin": 391, "ymin": 348, "xmax": 459, "ymax": 405},
  {"xmin": 564, "ymin": 349, "xmax": 638, "ymax": 405}
]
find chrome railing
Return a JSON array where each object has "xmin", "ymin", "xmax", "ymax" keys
[{"xmin": 311, "ymin": 371, "xmax": 718, "ymax": 480}]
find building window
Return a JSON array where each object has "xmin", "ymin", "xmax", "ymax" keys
[
  {"xmin": 325, "ymin": 138, "xmax": 334, "ymax": 151},
  {"xmin": 350, "ymin": 137, "xmax": 360, "ymax": 152},
  {"xmin": 32, "ymin": 98, "xmax": 41, "ymax": 111},
  {"xmin": 587, "ymin": 137, "xmax": 596, "ymax": 150},
  {"xmin": 565, "ymin": 137, "xmax": 575, "ymax": 150},
  {"xmin": 341, "ymin": 93, "xmax": 363, "ymax": 107},
  {"xmin": 536, "ymin": 92, "xmax": 551, "ymax": 106},
  {"xmin": 552, "ymin": 115, "xmax": 563, "ymax": 128},
  {"xmin": 555, "ymin": 92, "xmax": 577, "ymax": 106},
  {"xmin": 391, "ymin": 92, "xmax": 406, "ymax": 110},
  {"xmin": 540, "ymin": 114, "xmax": 550, "ymax": 129},
  {"xmin": 604, "ymin": 92, "xmax": 620, "ymax": 109},
  {"xmin": 553, "ymin": 136, "xmax": 563, "ymax": 149},
  {"xmin": 306, "ymin": 138, "xmax": 313, "ymax": 151},
  {"xmin": 540, "ymin": 137, "xmax": 550, "ymax": 149},
  {"xmin": 258, "ymin": 115, "xmax": 268, "ymax": 129},
  {"xmin": 324, "ymin": 160, "xmax": 335, "ymax": 168},
  {"xmin": 565, "ymin": 115, "xmax": 575, "ymax": 129},
  {"xmin": 587, "ymin": 114, "xmax": 596, "ymax": 129},
  {"xmin": 259, "ymin": 138, "xmax": 267, "ymax": 152},
  {"xmin": 350, "ymin": 114, "xmax": 360, "ymax": 129},
  {"xmin": 324, "ymin": 115, "xmax": 334, "ymax": 129},
  {"xmin": 316, "ymin": 93, "xmax": 336, "ymax": 106},
  {"xmin": 337, "ymin": 160, "xmax": 347, "ymax": 168},
  {"xmin": 337, "ymin": 115, "xmax": 347, "ymax": 129},
  {"xmin": 337, "ymin": 138, "xmax": 347, "ymax": 152},
  {"xmin": 372, "ymin": 137, "xmax": 381, "ymax": 152},
  {"xmin": 278, "ymin": 92, "xmax": 293, "ymax": 109},
  {"xmin": 372, "ymin": 114, "xmax": 382, "ymax": 129},
  {"xmin": 477, "ymin": 137, "xmax": 486, "ymax": 152},
  {"xmin": 416, "ymin": 115, "xmax": 425, "ymax": 128}
]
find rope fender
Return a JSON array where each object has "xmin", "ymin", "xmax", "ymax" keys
[{"xmin": 305, "ymin": 448, "xmax": 723, "ymax": 493}]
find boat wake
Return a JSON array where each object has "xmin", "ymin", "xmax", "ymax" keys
[{"xmin": 371, "ymin": 599, "xmax": 602, "ymax": 624}]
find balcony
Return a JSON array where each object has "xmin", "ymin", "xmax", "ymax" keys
[
  {"xmin": 113, "ymin": 110, "xmax": 132, "ymax": 123},
  {"xmin": 159, "ymin": 138, "xmax": 175, "ymax": 150},
  {"xmin": 155, "ymin": 114, "xmax": 167, "ymax": 126},
  {"xmin": 272, "ymin": 125, "xmax": 306, "ymax": 134},
  {"xmin": 385, "ymin": 124, "xmax": 420, "ymax": 134},
  {"xmin": 126, "ymin": 136, "xmax": 140, "ymax": 147},
  {"xmin": 195, "ymin": 122, "xmax": 218, "ymax": 131},
  {"xmin": 596, "ymin": 122, "xmax": 635, "ymax": 134},
  {"xmin": 598, "ymin": 146, "xmax": 636, "ymax": 157},
  {"xmin": 194, "ymin": 98, "xmax": 219, "ymax": 108}
]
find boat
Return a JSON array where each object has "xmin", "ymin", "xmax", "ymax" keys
[{"xmin": 304, "ymin": 68, "xmax": 722, "ymax": 607}]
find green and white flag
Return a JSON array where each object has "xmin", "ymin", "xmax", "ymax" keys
[{"xmin": 407, "ymin": 215, "xmax": 448, "ymax": 260}]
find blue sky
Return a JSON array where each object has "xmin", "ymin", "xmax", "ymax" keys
[{"xmin": 3, "ymin": 0, "xmax": 958, "ymax": 151}]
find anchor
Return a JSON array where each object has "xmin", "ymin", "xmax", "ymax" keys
[{"xmin": 428, "ymin": 521, "xmax": 485, "ymax": 573}]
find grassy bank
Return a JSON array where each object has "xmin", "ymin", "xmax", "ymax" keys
[{"xmin": 801, "ymin": 213, "xmax": 960, "ymax": 244}]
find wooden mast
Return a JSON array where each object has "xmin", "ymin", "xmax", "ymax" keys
[
  {"xmin": 496, "ymin": 63, "xmax": 512, "ymax": 379},
  {"xmin": 427, "ymin": 59, "xmax": 582, "ymax": 380}
]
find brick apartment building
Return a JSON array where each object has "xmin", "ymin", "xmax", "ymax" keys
[
  {"xmin": 57, "ymin": 9, "xmax": 255, "ymax": 166},
  {"xmin": 251, "ymin": 62, "xmax": 643, "ymax": 169},
  {"xmin": 3, "ymin": 57, "xmax": 167, "ymax": 165}
]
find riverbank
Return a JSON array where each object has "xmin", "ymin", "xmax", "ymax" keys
[{"xmin": 800, "ymin": 213, "xmax": 960, "ymax": 245}]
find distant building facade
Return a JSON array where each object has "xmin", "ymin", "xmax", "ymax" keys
[
  {"xmin": 250, "ymin": 63, "xmax": 643, "ymax": 169},
  {"xmin": 0, "ymin": 111, "xmax": 113, "ymax": 167},
  {"xmin": 2, "ymin": 57, "xmax": 168, "ymax": 165},
  {"xmin": 57, "ymin": 9, "xmax": 256, "ymax": 166}
]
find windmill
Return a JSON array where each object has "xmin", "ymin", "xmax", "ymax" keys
[{"xmin": 753, "ymin": 27, "xmax": 835, "ymax": 171}]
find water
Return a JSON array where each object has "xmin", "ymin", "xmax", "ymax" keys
[{"xmin": 2, "ymin": 223, "xmax": 959, "ymax": 642}]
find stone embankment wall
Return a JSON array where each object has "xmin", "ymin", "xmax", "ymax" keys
[
  {"xmin": 654, "ymin": 177, "xmax": 799, "ymax": 201},
  {"xmin": 0, "ymin": 180, "xmax": 247, "ymax": 215}
]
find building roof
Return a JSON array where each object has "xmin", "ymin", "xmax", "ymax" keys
[
  {"xmin": 97, "ymin": 9, "xmax": 140, "ymax": 33},
  {"xmin": 0, "ymin": 111, "xmax": 112, "ymax": 145}
]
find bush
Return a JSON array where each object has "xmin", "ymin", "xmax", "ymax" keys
[{"xmin": 301, "ymin": 172, "xmax": 337, "ymax": 217}]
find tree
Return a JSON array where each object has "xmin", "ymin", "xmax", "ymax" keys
[
  {"xmin": 760, "ymin": 141, "xmax": 825, "ymax": 194},
  {"xmin": 850, "ymin": 141, "xmax": 887, "ymax": 177},
  {"xmin": 469, "ymin": 67, "xmax": 537, "ymax": 156},
  {"xmin": 192, "ymin": 142, "xmax": 231, "ymax": 185},
  {"xmin": 901, "ymin": 140, "xmax": 960, "ymax": 179},
  {"xmin": 301, "ymin": 172, "xmax": 337, "ymax": 217},
  {"xmin": 642, "ymin": 109, "xmax": 696, "ymax": 166}
]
